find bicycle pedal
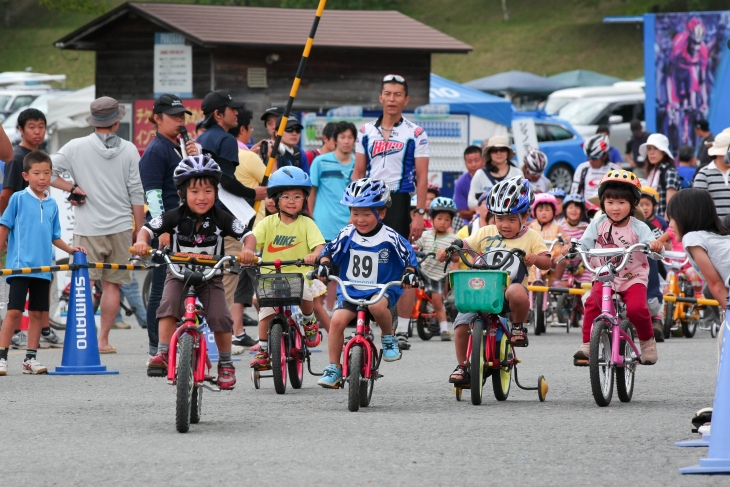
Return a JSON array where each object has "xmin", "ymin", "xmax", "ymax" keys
[
  {"xmin": 573, "ymin": 358, "xmax": 589, "ymax": 367},
  {"xmin": 147, "ymin": 368, "xmax": 166, "ymax": 378},
  {"xmin": 202, "ymin": 383, "xmax": 221, "ymax": 392}
]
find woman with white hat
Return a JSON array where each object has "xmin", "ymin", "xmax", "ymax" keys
[
  {"xmin": 640, "ymin": 133, "xmax": 681, "ymax": 217},
  {"xmin": 694, "ymin": 131, "xmax": 730, "ymax": 218},
  {"xmin": 467, "ymin": 135, "xmax": 521, "ymax": 209}
]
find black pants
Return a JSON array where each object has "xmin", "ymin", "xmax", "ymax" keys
[
  {"xmin": 146, "ymin": 238, "xmax": 166, "ymax": 355},
  {"xmin": 383, "ymin": 192, "xmax": 412, "ymax": 240}
]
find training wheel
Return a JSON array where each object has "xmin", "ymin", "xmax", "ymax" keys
[
  {"xmin": 251, "ymin": 370, "xmax": 261, "ymax": 389},
  {"xmin": 454, "ymin": 386, "xmax": 462, "ymax": 401},
  {"xmin": 537, "ymin": 375, "xmax": 548, "ymax": 402}
]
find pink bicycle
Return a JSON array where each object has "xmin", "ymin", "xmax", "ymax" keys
[{"xmin": 565, "ymin": 242, "xmax": 663, "ymax": 407}]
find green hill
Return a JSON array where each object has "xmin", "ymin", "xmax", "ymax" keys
[{"xmin": 0, "ymin": 0, "xmax": 724, "ymax": 88}]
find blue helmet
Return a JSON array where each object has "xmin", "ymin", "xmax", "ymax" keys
[
  {"xmin": 429, "ymin": 197, "xmax": 457, "ymax": 218},
  {"xmin": 267, "ymin": 166, "xmax": 312, "ymax": 198},
  {"xmin": 488, "ymin": 176, "xmax": 533, "ymax": 216},
  {"xmin": 548, "ymin": 187, "xmax": 567, "ymax": 199},
  {"xmin": 562, "ymin": 193, "xmax": 586, "ymax": 214},
  {"xmin": 341, "ymin": 178, "xmax": 391, "ymax": 208}
]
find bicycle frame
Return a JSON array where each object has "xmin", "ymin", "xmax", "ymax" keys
[
  {"xmin": 411, "ymin": 284, "xmax": 436, "ymax": 320},
  {"xmin": 341, "ymin": 307, "xmax": 379, "ymax": 380},
  {"xmin": 465, "ymin": 313, "xmax": 512, "ymax": 370},
  {"xmin": 167, "ymin": 290, "xmax": 208, "ymax": 384},
  {"xmin": 593, "ymin": 282, "xmax": 641, "ymax": 368}
]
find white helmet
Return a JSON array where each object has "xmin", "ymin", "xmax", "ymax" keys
[
  {"xmin": 523, "ymin": 147, "xmax": 548, "ymax": 175},
  {"xmin": 488, "ymin": 176, "xmax": 534, "ymax": 216}
]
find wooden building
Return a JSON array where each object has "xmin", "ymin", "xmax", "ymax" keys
[{"xmin": 54, "ymin": 2, "xmax": 472, "ymax": 113}]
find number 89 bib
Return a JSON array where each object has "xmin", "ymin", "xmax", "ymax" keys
[{"xmin": 346, "ymin": 250, "xmax": 379, "ymax": 289}]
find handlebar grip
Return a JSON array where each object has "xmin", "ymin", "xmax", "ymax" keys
[
  {"xmin": 664, "ymin": 250, "xmax": 687, "ymax": 260},
  {"xmin": 305, "ymin": 271, "xmax": 315, "ymax": 280},
  {"xmin": 129, "ymin": 247, "xmax": 153, "ymax": 256}
]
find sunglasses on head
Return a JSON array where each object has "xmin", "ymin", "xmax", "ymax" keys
[
  {"xmin": 285, "ymin": 127, "xmax": 302, "ymax": 134},
  {"xmin": 383, "ymin": 74, "xmax": 406, "ymax": 83}
]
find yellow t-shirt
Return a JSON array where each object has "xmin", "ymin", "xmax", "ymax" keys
[
  {"xmin": 462, "ymin": 225, "xmax": 548, "ymax": 286},
  {"xmin": 455, "ymin": 224, "xmax": 472, "ymax": 270},
  {"xmin": 253, "ymin": 214, "xmax": 325, "ymax": 279},
  {"xmin": 235, "ymin": 148, "xmax": 267, "ymax": 225}
]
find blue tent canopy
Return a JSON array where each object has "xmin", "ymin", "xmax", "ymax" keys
[
  {"xmin": 464, "ymin": 70, "xmax": 567, "ymax": 96},
  {"xmin": 429, "ymin": 73, "xmax": 513, "ymax": 127},
  {"xmin": 548, "ymin": 69, "xmax": 624, "ymax": 88}
]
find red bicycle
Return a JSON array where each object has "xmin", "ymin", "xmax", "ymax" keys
[
  {"xmin": 250, "ymin": 258, "xmax": 320, "ymax": 394},
  {"xmin": 135, "ymin": 248, "xmax": 238, "ymax": 433}
]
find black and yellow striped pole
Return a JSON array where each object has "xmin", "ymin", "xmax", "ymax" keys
[
  {"xmin": 253, "ymin": 0, "xmax": 328, "ymax": 214},
  {"xmin": 0, "ymin": 263, "xmax": 149, "ymax": 276}
]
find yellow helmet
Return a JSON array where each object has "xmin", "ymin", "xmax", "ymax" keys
[
  {"xmin": 640, "ymin": 186, "xmax": 660, "ymax": 206},
  {"xmin": 597, "ymin": 169, "xmax": 642, "ymax": 201}
]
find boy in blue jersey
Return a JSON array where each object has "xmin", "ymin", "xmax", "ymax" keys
[
  {"xmin": 315, "ymin": 178, "xmax": 418, "ymax": 388},
  {"xmin": 0, "ymin": 151, "xmax": 86, "ymax": 376}
]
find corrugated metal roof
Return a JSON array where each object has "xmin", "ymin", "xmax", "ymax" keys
[{"xmin": 56, "ymin": 2, "xmax": 472, "ymax": 53}]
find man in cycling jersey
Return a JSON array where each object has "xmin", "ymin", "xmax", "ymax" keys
[{"xmin": 352, "ymin": 74, "xmax": 429, "ymax": 348}]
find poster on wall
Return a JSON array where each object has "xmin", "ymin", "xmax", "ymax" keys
[
  {"xmin": 132, "ymin": 99, "xmax": 203, "ymax": 152},
  {"xmin": 647, "ymin": 11, "xmax": 730, "ymax": 153},
  {"xmin": 154, "ymin": 32, "xmax": 193, "ymax": 98}
]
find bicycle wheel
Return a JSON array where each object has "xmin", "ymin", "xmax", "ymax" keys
[
  {"xmin": 589, "ymin": 320, "xmax": 614, "ymax": 407},
  {"xmin": 616, "ymin": 320, "xmax": 636, "ymax": 403},
  {"xmin": 416, "ymin": 300, "xmax": 437, "ymax": 341},
  {"xmin": 175, "ymin": 333, "xmax": 195, "ymax": 433},
  {"xmin": 663, "ymin": 302, "xmax": 674, "ymax": 339},
  {"xmin": 492, "ymin": 333, "xmax": 512, "ymax": 401},
  {"xmin": 347, "ymin": 346, "xmax": 363, "ymax": 412},
  {"xmin": 711, "ymin": 321, "xmax": 719, "ymax": 338},
  {"xmin": 190, "ymin": 385, "xmax": 202, "ymax": 424},
  {"xmin": 569, "ymin": 299, "xmax": 582, "ymax": 331},
  {"xmin": 359, "ymin": 347, "xmax": 376, "ymax": 408},
  {"xmin": 469, "ymin": 320, "xmax": 485, "ymax": 405},
  {"xmin": 533, "ymin": 292, "xmax": 546, "ymax": 335},
  {"xmin": 288, "ymin": 329, "xmax": 304, "ymax": 389},
  {"xmin": 682, "ymin": 318, "xmax": 698, "ymax": 338},
  {"xmin": 142, "ymin": 271, "xmax": 152, "ymax": 309},
  {"xmin": 270, "ymin": 321, "xmax": 287, "ymax": 395}
]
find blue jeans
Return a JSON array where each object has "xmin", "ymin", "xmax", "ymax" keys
[
  {"xmin": 116, "ymin": 273, "xmax": 147, "ymax": 328},
  {"xmin": 146, "ymin": 255, "xmax": 166, "ymax": 355}
]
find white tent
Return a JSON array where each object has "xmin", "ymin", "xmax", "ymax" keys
[{"xmin": 46, "ymin": 85, "xmax": 95, "ymax": 153}]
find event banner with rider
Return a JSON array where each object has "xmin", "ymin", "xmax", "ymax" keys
[{"xmin": 645, "ymin": 11, "xmax": 730, "ymax": 152}]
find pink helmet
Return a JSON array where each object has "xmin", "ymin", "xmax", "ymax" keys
[{"xmin": 531, "ymin": 192, "xmax": 558, "ymax": 219}]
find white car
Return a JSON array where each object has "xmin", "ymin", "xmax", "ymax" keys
[
  {"xmin": 2, "ymin": 91, "xmax": 75, "ymax": 145},
  {"xmin": 544, "ymin": 84, "xmax": 645, "ymax": 116},
  {"xmin": 0, "ymin": 89, "xmax": 46, "ymax": 121}
]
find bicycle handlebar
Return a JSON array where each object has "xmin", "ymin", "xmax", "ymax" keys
[
  {"xmin": 661, "ymin": 250, "xmax": 690, "ymax": 268},
  {"xmin": 414, "ymin": 251, "xmax": 437, "ymax": 265},
  {"xmin": 131, "ymin": 248, "xmax": 238, "ymax": 282},
  {"xmin": 567, "ymin": 243, "xmax": 662, "ymax": 276},
  {"xmin": 445, "ymin": 245, "xmax": 526, "ymax": 271},
  {"xmin": 544, "ymin": 235, "xmax": 565, "ymax": 253},
  {"xmin": 319, "ymin": 275, "xmax": 403, "ymax": 307}
]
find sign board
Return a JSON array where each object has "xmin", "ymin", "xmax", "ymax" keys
[
  {"xmin": 154, "ymin": 32, "xmax": 192, "ymax": 98},
  {"xmin": 511, "ymin": 118, "xmax": 538, "ymax": 168},
  {"xmin": 133, "ymin": 99, "xmax": 203, "ymax": 152}
]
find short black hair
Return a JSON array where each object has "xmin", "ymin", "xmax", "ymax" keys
[
  {"xmin": 666, "ymin": 188, "xmax": 727, "ymax": 238},
  {"xmin": 179, "ymin": 176, "xmax": 219, "ymax": 203},
  {"xmin": 596, "ymin": 125, "xmax": 610, "ymax": 135},
  {"xmin": 23, "ymin": 150, "xmax": 52, "ymax": 173},
  {"xmin": 695, "ymin": 119, "xmax": 710, "ymax": 132},
  {"xmin": 630, "ymin": 119, "xmax": 642, "ymax": 132},
  {"xmin": 228, "ymin": 105, "xmax": 253, "ymax": 137},
  {"xmin": 322, "ymin": 122, "xmax": 338, "ymax": 140},
  {"xmin": 464, "ymin": 145, "xmax": 482, "ymax": 158},
  {"xmin": 600, "ymin": 183, "xmax": 638, "ymax": 210},
  {"xmin": 333, "ymin": 121, "xmax": 356, "ymax": 141},
  {"xmin": 18, "ymin": 108, "xmax": 46, "ymax": 130},
  {"xmin": 678, "ymin": 145, "xmax": 694, "ymax": 163}
]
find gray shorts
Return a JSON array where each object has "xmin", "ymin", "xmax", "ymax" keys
[{"xmin": 420, "ymin": 274, "xmax": 446, "ymax": 295}]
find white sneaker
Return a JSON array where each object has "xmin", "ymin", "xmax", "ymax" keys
[
  {"xmin": 40, "ymin": 329, "xmax": 64, "ymax": 348},
  {"xmin": 231, "ymin": 344, "xmax": 245, "ymax": 355},
  {"xmin": 22, "ymin": 357, "xmax": 48, "ymax": 375},
  {"xmin": 698, "ymin": 423, "xmax": 711, "ymax": 435},
  {"xmin": 0, "ymin": 358, "xmax": 7, "ymax": 376},
  {"xmin": 11, "ymin": 331, "xmax": 28, "ymax": 349}
]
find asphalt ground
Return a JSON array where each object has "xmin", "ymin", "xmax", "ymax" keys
[{"xmin": 1, "ymin": 321, "xmax": 726, "ymax": 486}]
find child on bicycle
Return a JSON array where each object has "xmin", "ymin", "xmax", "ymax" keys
[
  {"xmin": 522, "ymin": 148, "xmax": 551, "ymax": 194},
  {"xmin": 562, "ymin": 170, "xmax": 663, "ymax": 365},
  {"xmin": 315, "ymin": 178, "xmax": 418, "ymax": 388},
  {"xmin": 554, "ymin": 194, "xmax": 591, "ymax": 287},
  {"xmin": 243, "ymin": 166, "xmax": 326, "ymax": 370},
  {"xmin": 133, "ymin": 155, "xmax": 256, "ymax": 389},
  {"xmin": 437, "ymin": 176, "xmax": 551, "ymax": 384},
  {"xmin": 455, "ymin": 191, "xmax": 494, "ymax": 270},
  {"xmin": 0, "ymin": 150, "xmax": 86, "ymax": 376},
  {"xmin": 414, "ymin": 197, "xmax": 458, "ymax": 341},
  {"xmin": 528, "ymin": 192, "xmax": 562, "ymax": 284}
]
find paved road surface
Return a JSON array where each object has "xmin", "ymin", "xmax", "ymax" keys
[{"xmin": 1, "ymin": 324, "xmax": 726, "ymax": 486}]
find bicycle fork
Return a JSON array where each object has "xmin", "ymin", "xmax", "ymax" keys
[{"xmin": 597, "ymin": 284, "xmax": 641, "ymax": 367}]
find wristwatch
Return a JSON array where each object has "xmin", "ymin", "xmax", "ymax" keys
[{"xmin": 415, "ymin": 208, "xmax": 426, "ymax": 216}]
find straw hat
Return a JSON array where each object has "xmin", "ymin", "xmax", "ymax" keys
[{"xmin": 482, "ymin": 135, "xmax": 515, "ymax": 162}]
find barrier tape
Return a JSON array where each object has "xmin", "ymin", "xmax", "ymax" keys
[{"xmin": 0, "ymin": 262, "xmax": 148, "ymax": 276}]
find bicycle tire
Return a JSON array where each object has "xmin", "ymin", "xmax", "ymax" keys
[
  {"xmin": 682, "ymin": 319, "xmax": 698, "ymax": 338},
  {"xmin": 359, "ymin": 347, "xmax": 376, "ymax": 408},
  {"xmin": 288, "ymin": 328, "xmax": 304, "ymax": 389},
  {"xmin": 270, "ymin": 321, "xmax": 287, "ymax": 395},
  {"xmin": 469, "ymin": 319, "xmax": 485, "ymax": 405},
  {"xmin": 492, "ymin": 333, "xmax": 512, "ymax": 401},
  {"xmin": 142, "ymin": 271, "xmax": 152, "ymax": 309},
  {"xmin": 663, "ymin": 302, "xmax": 674, "ymax": 339},
  {"xmin": 348, "ymin": 346, "xmax": 363, "ymax": 412},
  {"xmin": 416, "ymin": 299, "xmax": 436, "ymax": 341},
  {"xmin": 533, "ymin": 292, "xmax": 546, "ymax": 335},
  {"xmin": 175, "ymin": 333, "xmax": 195, "ymax": 433},
  {"xmin": 616, "ymin": 320, "xmax": 636, "ymax": 403},
  {"xmin": 711, "ymin": 321, "xmax": 719, "ymax": 338},
  {"xmin": 190, "ymin": 385, "xmax": 202, "ymax": 424},
  {"xmin": 589, "ymin": 319, "xmax": 614, "ymax": 407}
]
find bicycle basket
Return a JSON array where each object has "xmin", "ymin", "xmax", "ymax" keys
[
  {"xmin": 449, "ymin": 270, "xmax": 508, "ymax": 314},
  {"xmin": 256, "ymin": 273, "xmax": 304, "ymax": 307}
]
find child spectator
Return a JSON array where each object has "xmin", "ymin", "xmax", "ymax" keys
[{"xmin": 676, "ymin": 145, "xmax": 697, "ymax": 183}]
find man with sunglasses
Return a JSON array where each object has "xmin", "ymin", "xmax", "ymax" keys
[
  {"xmin": 353, "ymin": 74, "xmax": 429, "ymax": 351},
  {"xmin": 274, "ymin": 115, "xmax": 310, "ymax": 174}
]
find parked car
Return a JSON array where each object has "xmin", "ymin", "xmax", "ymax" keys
[
  {"xmin": 543, "ymin": 84, "xmax": 645, "ymax": 116},
  {"xmin": 512, "ymin": 112, "xmax": 587, "ymax": 192},
  {"xmin": 2, "ymin": 91, "xmax": 75, "ymax": 146},
  {"xmin": 0, "ymin": 89, "xmax": 53, "ymax": 121}
]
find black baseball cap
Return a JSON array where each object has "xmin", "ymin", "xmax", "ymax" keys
[
  {"xmin": 276, "ymin": 115, "xmax": 303, "ymax": 131},
  {"xmin": 201, "ymin": 90, "xmax": 243, "ymax": 115},
  {"xmin": 694, "ymin": 119, "xmax": 710, "ymax": 131},
  {"xmin": 261, "ymin": 106, "xmax": 285, "ymax": 121},
  {"xmin": 153, "ymin": 94, "xmax": 192, "ymax": 115}
]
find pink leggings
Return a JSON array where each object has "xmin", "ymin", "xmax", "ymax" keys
[{"xmin": 582, "ymin": 282, "xmax": 653, "ymax": 343}]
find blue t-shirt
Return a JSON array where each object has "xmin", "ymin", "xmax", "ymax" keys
[
  {"xmin": 0, "ymin": 189, "xmax": 61, "ymax": 281},
  {"xmin": 310, "ymin": 152, "xmax": 355, "ymax": 240},
  {"xmin": 322, "ymin": 223, "xmax": 417, "ymax": 304},
  {"xmin": 677, "ymin": 165, "xmax": 696, "ymax": 184},
  {"xmin": 608, "ymin": 146, "xmax": 623, "ymax": 164},
  {"xmin": 139, "ymin": 132, "xmax": 181, "ymax": 213}
]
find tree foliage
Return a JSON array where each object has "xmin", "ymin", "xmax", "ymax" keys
[{"xmin": 38, "ymin": 0, "xmax": 106, "ymax": 14}]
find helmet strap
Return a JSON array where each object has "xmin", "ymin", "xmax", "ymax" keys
[{"xmin": 371, "ymin": 208, "xmax": 382, "ymax": 222}]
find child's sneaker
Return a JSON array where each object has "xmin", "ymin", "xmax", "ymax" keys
[
  {"xmin": 440, "ymin": 330, "xmax": 453, "ymax": 341},
  {"xmin": 0, "ymin": 358, "xmax": 7, "ymax": 376},
  {"xmin": 640, "ymin": 338, "xmax": 658, "ymax": 365},
  {"xmin": 509, "ymin": 324, "xmax": 529, "ymax": 347},
  {"xmin": 396, "ymin": 332, "xmax": 411, "ymax": 350},
  {"xmin": 40, "ymin": 329, "xmax": 64, "ymax": 348},
  {"xmin": 448, "ymin": 364, "xmax": 469, "ymax": 384},
  {"xmin": 303, "ymin": 319, "xmax": 321, "ymax": 348},
  {"xmin": 147, "ymin": 351, "xmax": 169, "ymax": 375},
  {"xmin": 250, "ymin": 350, "xmax": 271, "ymax": 370},
  {"xmin": 11, "ymin": 331, "xmax": 27, "ymax": 350},
  {"xmin": 573, "ymin": 342, "xmax": 590, "ymax": 360},
  {"xmin": 381, "ymin": 334, "xmax": 401, "ymax": 362},
  {"xmin": 22, "ymin": 357, "xmax": 48, "ymax": 375},
  {"xmin": 318, "ymin": 363, "xmax": 343, "ymax": 388},
  {"xmin": 231, "ymin": 344, "xmax": 245, "ymax": 355},
  {"xmin": 652, "ymin": 318, "xmax": 664, "ymax": 342},
  {"xmin": 217, "ymin": 362, "xmax": 236, "ymax": 390}
]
